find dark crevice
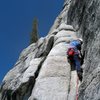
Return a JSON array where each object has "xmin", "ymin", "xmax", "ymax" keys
[
  {"xmin": 1, "ymin": 90, "xmax": 7, "ymax": 100},
  {"xmin": 59, "ymin": 28, "xmax": 75, "ymax": 32},
  {"xmin": 35, "ymin": 36, "xmax": 54, "ymax": 58},
  {"xmin": 81, "ymin": 50, "xmax": 85, "ymax": 65},
  {"xmin": 78, "ymin": 4, "xmax": 86, "ymax": 27},
  {"xmin": 34, "ymin": 57, "xmax": 46, "ymax": 79},
  {"xmin": 43, "ymin": 36, "xmax": 54, "ymax": 56},
  {"xmin": 1, "ymin": 76, "xmax": 35, "ymax": 100},
  {"xmin": 67, "ymin": 69, "xmax": 72, "ymax": 100},
  {"xmin": 34, "ymin": 36, "xmax": 54, "ymax": 80}
]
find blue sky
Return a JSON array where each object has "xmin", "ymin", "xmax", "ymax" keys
[{"xmin": 0, "ymin": 0, "xmax": 64, "ymax": 82}]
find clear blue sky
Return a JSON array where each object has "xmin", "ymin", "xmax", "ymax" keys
[{"xmin": 0, "ymin": 0, "xmax": 64, "ymax": 82}]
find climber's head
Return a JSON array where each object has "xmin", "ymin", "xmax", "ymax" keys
[{"xmin": 78, "ymin": 38, "xmax": 83, "ymax": 45}]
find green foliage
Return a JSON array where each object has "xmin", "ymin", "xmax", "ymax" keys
[{"xmin": 30, "ymin": 18, "xmax": 39, "ymax": 44}]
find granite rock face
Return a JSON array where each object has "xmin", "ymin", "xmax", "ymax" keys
[
  {"xmin": 0, "ymin": 25, "xmax": 79, "ymax": 100},
  {"xmin": 1, "ymin": 0, "xmax": 100, "ymax": 100},
  {"xmin": 0, "ymin": 1, "xmax": 79, "ymax": 100},
  {"xmin": 68, "ymin": 0, "xmax": 100, "ymax": 100}
]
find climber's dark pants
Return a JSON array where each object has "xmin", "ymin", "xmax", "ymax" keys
[
  {"xmin": 67, "ymin": 56, "xmax": 75, "ymax": 71},
  {"xmin": 74, "ymin": 55, "xmax": 83, "ymax": 81},
  {"xmin": 68, "ymin": 55, "xmax": 82, "ymax": 81},
  {"xmin": 73, "ymin": 54, "xmax": 81, "ymax": 71}
]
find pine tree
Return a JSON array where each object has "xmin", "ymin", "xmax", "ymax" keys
[{"xmin": 30, "ymin": 18, "xmax": 39, "ymax": 44}]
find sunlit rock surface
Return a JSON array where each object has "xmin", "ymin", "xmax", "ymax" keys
[
  {"xmin": 1, "ymin": 0, "xmax": 100, "ymax": 100},
  {"xmin": 0, "ymin": 23, "xmax": 79, "ymax": 100}
]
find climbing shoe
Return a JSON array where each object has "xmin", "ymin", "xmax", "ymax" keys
[{"xmin": 77, "ymin": 71, "xmax": 82, "ymax": 81}]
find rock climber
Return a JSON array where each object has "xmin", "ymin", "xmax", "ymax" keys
[{"xmin": 67, "ymin": 38, "xmax": 83, "ymax": 81}]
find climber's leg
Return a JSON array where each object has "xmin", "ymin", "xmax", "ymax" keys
[
  {"xmin": 73, "ymin": 55, "xmax": 81, "ymax": 71},
  {"xmin": 67, "ymin": 56, "xmax": 76, "ymax": 71},
  {"xmin": 74, "ymin": 55, "xmax": 82, "ymax": 81}
]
